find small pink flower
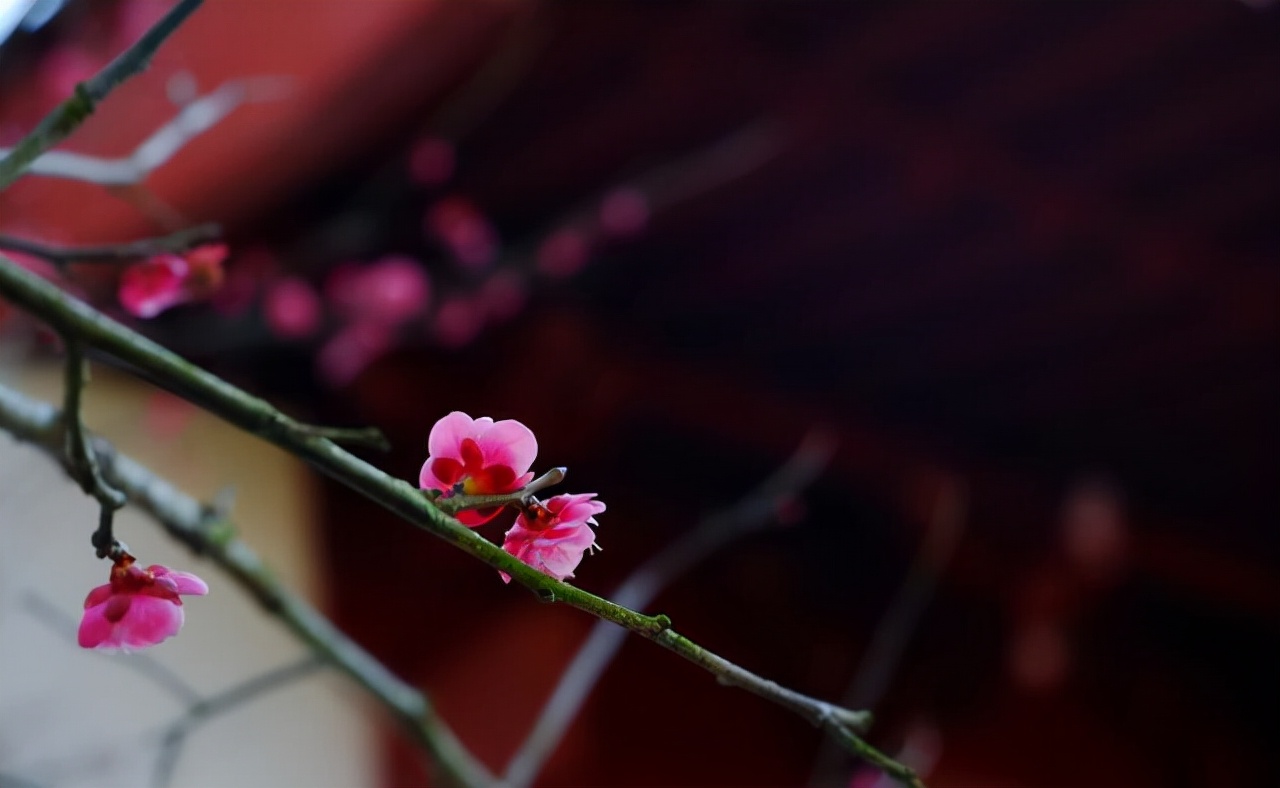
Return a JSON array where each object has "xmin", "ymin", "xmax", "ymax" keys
[
  {"xmin": 119, "ymin": 244, "xmax": 228, "ymax": 319},
  {"xmin": 119, "ymin": 254, "xmax": 186, "ymax": 318},
  {"xmin": 419, "ymin": 412, "xmax": 537, "ymax": 526},
  {"xmin": 78, "ymin": 556, "xmax": 208, "ymax": 652},
  {"xmin": 501, "ymin": 493, "xmax": 604, "ymax": 582}
]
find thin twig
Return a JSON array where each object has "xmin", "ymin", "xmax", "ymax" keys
[
  {"xmin": 434, "ymin": 467, "xmax": 567, "ymax": 515},
  {"xmin": 0, "ymin": 382, "xmax": 492, "ymax": 788},
  {"xmin": 504, "ymin": 431, "xmax": 840, "ymax": 788},
  {"xmin": 60, "ymin": 337, "xmax": 127, "ymax": 558},
  {"xmin": 822, "ymin": 721, "xmax": 925, "ymax": 788},
  {"xmin": 0, "ymin": 254, "xmax": 919, "ymax": 785},
  {"xmin": 0, "ymin": 78, "xmax": 291, "ymax": 188},
  {"xmin": 0, "ymin": 0, "xmax": 205, "ymax": 191},
  {"xmin": 808, "ymin": 479, "xmax": 966, "ymax": 788},
  {"xmin": 293, "ymin": 423, "xmax": 391, "ymax": 452},
  {"xmin": 0, "ymin": 224, "xmax": 222, "ymax": 266}
]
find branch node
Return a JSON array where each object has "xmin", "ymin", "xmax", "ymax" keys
[
  {"xmin": 437, "ymin": 467, "xmax": 567, "ymax": 515},
  {"xmin": 296, "ymin": 423, "xmax": 391, "ymax": 452}
]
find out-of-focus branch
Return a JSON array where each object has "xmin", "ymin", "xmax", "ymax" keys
[
  {"xmin": 0, "ymin": 253, "xmax": 921, "ymax": 785},
  {"xmin": 0, "ymin": 0, "xmax": 205, "ymax": 191},
  {"xmin": 21, "ymin": 591, "xmax": 202, "ymax": 705},
  {"xmin": 150, "ymin": 657, "xmax": 325, "ymax": 788},
  {"xmin": 809, "ymin": 478, "xmax": 966, "ymax": 788},
  {"xmin": 0, "ymin": 382, "xmax": 492, "ymax": 788},
  {"xmin": 16, "ymin": 593, "xmax": 332, "ymax": 788},
  {"xmin": 0, "ymin": 224, "xmax": 222, "ymax": 266},
  {"xmin": 503, "ymin": 430, "xmax": 840, "ymax": 788},
  {"xmin": 0, "ymin": 79, "xmax": 290, "ymax": 187}
]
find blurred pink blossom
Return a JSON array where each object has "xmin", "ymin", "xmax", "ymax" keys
[
  {"xmin": 536, "ymin": 228, "xmax": 591, "ymax": 278},
  {"xmin": 419, "ymin": 411, "xmax": 537, "ymax": 526},
  {"xmin": 424, "ymin": 197, "xmax": 499, "ymax": 269},
  {"xmin": 430, "ymin": 297, "xmax": 483, "ymax": 349},
  {"xmin": 501, "ymin": 493, "xmax": 604, "ymax": 582},
  {"xmin": 598, "ymin": 187, "xmax": 649, "ymax": 236},
  {"xmin": 78, "ymin": 557, "xmax": 208, "ymax": 652},
  {"xmin": 114, "ymin": 0, "xmax": 170, "ymax": 48},
  {"xmin": 263, "ymin": 277, "xmax": 323, "ymax": 339},
  {"xmin": 408, "ymin": 136, "xmax": 456, "ymax": 187},
  {"xmin": 477, "ymin": 271, "xmax": 528, "ymax": 323},
  {"xmin": 327, "ymin": 256, "xmax": 430, "ymax": 327},
  {"xmin": 316, "ymin": 321, "xmax": 393, "ymax": 388},
  {"xmin": 38, "ymin": 46, "xmax": 100, "ymax": 104},
  {"xmin": 1060, "ymin": 479, "xmax": 1128, "ymax": 581},
  {"xmin": 212, "ymin": 246, "xmax": 277, "ymax": 315},
  {"xmin": 119, "ymin": 244, "xmax": 227, "ymax": 319}
]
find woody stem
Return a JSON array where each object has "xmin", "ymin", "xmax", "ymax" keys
[{"xmin": 433, "ymin": 467, "xmax": 567, "ymax": 515}]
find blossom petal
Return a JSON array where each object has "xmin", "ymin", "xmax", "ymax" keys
[
  {"xmin": 427, "ymin": 411, "xmax": 477, "ymax": 459},
  {"xmin": 83, "ymin": 583, "xmax": 113, "ymax": 609},
  {"xmin": 119, "ymin": 255, "xmax": 189, "ymax": 319},
  {"xmin": 474, "ymin": 419, "xmax": 537, "ymax": 475},
  {"xmin": 167, "ymin": 571, "xmax": 209, "ymax": 596},
  {"xmin": 457, "ymin": 507, "xmax": 501, "ymax": 527},
  {"xmin": 119, "ymin": 596, "xmax": 185, "ymax": 649},
  {"xmin": 77, "ymin": 602, "xmax": 115, "ymax": 648}
]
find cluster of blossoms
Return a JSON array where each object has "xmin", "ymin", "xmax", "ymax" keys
[
  {"xmin": 78, "ymin": 552, "xmax": 207, "ymax": 651},
  {"xmin": 419, "ymin": 411, "xmax": 604, "ymax": 582}
]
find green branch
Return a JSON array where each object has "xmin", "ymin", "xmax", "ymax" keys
[
  {"xmin": 0, "ymin": 382, "xmax": 492, "ymax": 788},
  {"xmin": 504, "ymin": 431, "xmax": 847, "ymax": 788},
  {"xmin": 0, "ymin": 0, "xmax": 205, "ymax": 191},
  {"xmin": 0, "ymin": 253, "xmax": 919, "ymax": 785},
  {"xmin": 0, "ymin": 224, "xmax": 222, "ymax": 266}
]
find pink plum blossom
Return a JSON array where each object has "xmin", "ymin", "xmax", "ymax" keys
[
  {"xmin": 501, "ymin": 493, "xmax": 604, "ymax": 582},
  {"xmin": 119, "ymin": 244, "xmax": 228, "ymax": 319},
  {"xmin": 419, "ymin": 411, "xmax": 537, "ymax": 526},
  {"xmin": 78, "ymin": 557, "xmax": 208, "ymax": 652}
]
